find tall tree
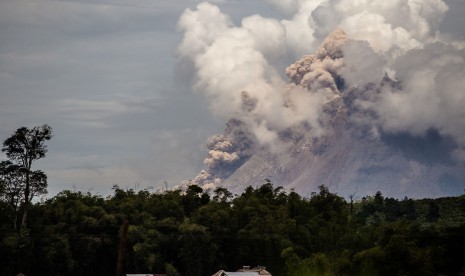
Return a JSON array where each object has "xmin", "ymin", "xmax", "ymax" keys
[
  {"xmin": 0, "ymin": 161, "xmax": 24, "ymax": 229},
  {"xmin": 1, "ymin": 124, "xmax": 52, "ymax": 227}
]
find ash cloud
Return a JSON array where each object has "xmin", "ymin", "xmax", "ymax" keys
[
  {"xmin": 285, "ymin": 28, "xmax": 347, "ymax": 101},
  {"xmin": 177, "ymin": 0, "xmax": 465, "ymax": 191},
  {"xmin": 181, "ymin": 119, "xmax": 255, "ymax": 190}
]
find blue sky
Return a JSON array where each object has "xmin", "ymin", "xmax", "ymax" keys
[{"xmin": 0, "ymin": 0, "xmax": 464, "ymax": 197}]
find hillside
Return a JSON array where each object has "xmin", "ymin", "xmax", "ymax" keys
[
  {"xmin": 188, "ymin": 29, "xmax": 465, "ymax": 198},
  {"xmin": 1, "ymin": 185, "xmax": 465, "ymax": 275}
]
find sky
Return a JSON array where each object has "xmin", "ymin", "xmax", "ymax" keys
[{"xmin": 0, "ymin": 0, "xmax": 464, "ymax": 197}]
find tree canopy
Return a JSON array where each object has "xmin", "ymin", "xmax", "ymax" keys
[
  {"xmin": 0, "ymin": 182, "xmax": 464, "ymax": 276},
  {"xmin": 1, "ymin": 124, "xmax": 52, "ymax": 228}
]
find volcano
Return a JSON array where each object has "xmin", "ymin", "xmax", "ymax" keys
[
  {"xmin": 221, "ymin": 117, "xmax": 465, "ymax": 199},
  {"xmin": 182, "ymin": 28, "xmax": 465, "ymax": 199}
]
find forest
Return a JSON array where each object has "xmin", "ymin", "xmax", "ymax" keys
[
  {"xmin": 1, "ymin": 125, "xmax": 465, "ymax": 275},
  {"xmin": 1, "ymin": 183, "xmax": 465, "ymax": 276}
]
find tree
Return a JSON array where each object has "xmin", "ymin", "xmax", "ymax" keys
[
  {"xmin": 178, "ymin": 222, "xmax": 216, "ymax": 276},
  {"xmin": 0, "ymin": 161, "xmax": 24, "ymax": 229},
  {"xmin": 0, "ymin": 160, "xmax": 46, "ymax": 229},
  {"xmin": 1, "ymin": 124, "xmax": 52, "ymax": 228}
]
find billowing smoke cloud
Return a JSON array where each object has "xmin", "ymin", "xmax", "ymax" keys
[
  {"xmin": 362, "ymin": 43, "xmax": 465, "ymax": 159},
  {"xmin": 285, "ymin": 28, "xmax": 346, "ymax": 99},
  {"xmin": 204, "ymin": 135, "xmax": 239, "ymax": 171},
  {"xmin": 180, "ymin": 119, "xmax": 255, "ymax": 191},
  {"xmin": 182, "ymin": 134, "xmax": 240, "ymax": 190},
  {"xmin": 177, "ymin": 0, "xmax": 465, "ymax": 191}
]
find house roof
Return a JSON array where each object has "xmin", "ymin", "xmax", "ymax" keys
[
  {"xmin": 212, "ymin": 272, "xmax": 263, "ymax": 276},
  {"xmin": 126, "ymin": 274, "xmax": 166, "ymax": 276},
  {"xmin": 212, "ymin": 267, "xmax": 271, "ymax": 276}
]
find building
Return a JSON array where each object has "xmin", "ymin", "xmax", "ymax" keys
[
  {"xmin": 212, "ymin": 266, "xmax": 272, "ymax": 276},
  {"xmin": 126, "ymin": 274, "xmax": 166, "ymax": 276}
]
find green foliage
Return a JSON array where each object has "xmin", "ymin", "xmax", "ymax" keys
[
  {"xmin": 1, "ymin": 124, "xmax": 52, "ymax": 229},
  {"xmin": 165, "ymin": 263, "xmax": 181, "ymax": 276},
  {"xmin": 0, "ymin": 182, "xmax": 464, "ymax": 275}
]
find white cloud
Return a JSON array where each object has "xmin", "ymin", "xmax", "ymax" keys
[
  {"xmin": 1, "ymin": 0, "xmax": 464, "ymax": 197},
  {"xmin": 369, "ymin": 43, "xmax": 465, "ymax": 145},
  {"xmin": 177, "ymin": 0, "xmax": 465, "ymax": 190}
]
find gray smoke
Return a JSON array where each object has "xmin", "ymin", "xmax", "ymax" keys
[
  {"xmin": 180, "ymin": 119, "xmax": 255, "ymax": 191},
  {"xmin": 177, "ymin": 0, "xmax": 465, "ymax": 192},
  {"xmin": 285, "ymin": 28, "xmax": 347, "ymax": 100}
]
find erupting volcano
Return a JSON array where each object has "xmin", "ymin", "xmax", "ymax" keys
[{"xmin": 177, "ymin": 0, "xmax": 465, "ymax": 198}]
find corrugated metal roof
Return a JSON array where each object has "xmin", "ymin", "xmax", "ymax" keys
[
  {"xmin": 224, "ymin": 273, "xmax": 260, "ymax": 276},
  {"xmin": 211, "ymin": 267, "xmax": 271, "ymax": 276}
]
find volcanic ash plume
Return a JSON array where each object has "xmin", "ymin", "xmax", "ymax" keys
[
  {"xmin": 181, "ymin": 119, "xmax": 255, "ymax": 191},
  {"xmin": 285, "ymin": 28, "xmax": 347, "ymax": 101},
  {"xmin": 177, "ymin": 1, "xmax": 465, "ymax": 196}
]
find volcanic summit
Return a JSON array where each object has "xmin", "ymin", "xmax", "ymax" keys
[{"xmin": 177, "ymin": 1, "xmax": 465, "ymax": 198}]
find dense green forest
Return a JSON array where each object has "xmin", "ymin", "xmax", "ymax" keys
[
  {"xmin": 0, "ymin": 183, "xmax": 464, "ymax": 276},
  {"xmin": 1, "ymin": 125, "xmax": 465, "ymax": 275}
]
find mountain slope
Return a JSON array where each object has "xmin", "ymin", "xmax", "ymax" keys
[
  {"xmin": 223, "ymin": 124, "xmax": 465, "ymax": 198},
  {"xmin": 183, "ymin": 29, "xmax": 465, "ymax": 199}
]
